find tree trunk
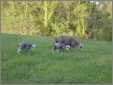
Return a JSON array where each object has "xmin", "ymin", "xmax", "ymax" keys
[{"xmin": 44, "ymin": 1, "xmax": 48, "ymax": 28}]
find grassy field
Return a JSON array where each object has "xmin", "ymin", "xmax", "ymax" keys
[{"xmin": 0, "ymin": 34, "xmax": 112, "ymax": 84}]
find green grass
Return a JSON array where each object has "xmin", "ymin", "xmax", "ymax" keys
[{"xmin": 0, "ymin": 34, "xmax": 112, "ymax": 84}]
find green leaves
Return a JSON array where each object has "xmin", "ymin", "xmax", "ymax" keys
[{"xmin": 1, "ymin": 1, "xmax": 112, "ymax": 40}]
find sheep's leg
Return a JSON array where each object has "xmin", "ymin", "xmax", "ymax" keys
[{"xmin": 17, "ymin": 48, "xmax": 21, "ymax": 54}]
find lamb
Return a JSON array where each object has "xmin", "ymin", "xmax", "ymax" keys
[{"xmin": 53, "ymin": 42, "xmax": 70, "ymax": 52}]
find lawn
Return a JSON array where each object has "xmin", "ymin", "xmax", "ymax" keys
[{"xmin": 0, "ymin": 34, "xmax": 112, "ymax": 84}]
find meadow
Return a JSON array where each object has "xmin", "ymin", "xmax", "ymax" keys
[{"xmin": 0, "ymin": 34, "xmax": 112, "ymax": 84}]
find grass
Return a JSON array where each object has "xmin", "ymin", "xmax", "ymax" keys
[{"xmin": 0, "ymin": 33, "xmax": 112, "ymax": 84}]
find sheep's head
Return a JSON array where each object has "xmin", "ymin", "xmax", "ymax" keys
[{"xmin": 32, "ymin": 44, "xmax": 36, "ymax": 48}]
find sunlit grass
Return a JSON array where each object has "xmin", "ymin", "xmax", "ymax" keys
[{"xmin": 0, "ymin": 34, "xmax": 112, "ymax": 83}]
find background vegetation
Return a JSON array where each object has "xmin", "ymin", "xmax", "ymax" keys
[{"xmin": 1, "ymin": 0, "xmax": 112, "ymax": 41}]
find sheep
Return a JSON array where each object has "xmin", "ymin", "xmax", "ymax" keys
[
  {"xmin": 17, "ymin": 41, "xmax": 36, "ymax": 54},
  {"xmin": 54, "ymin": 35, "xmax": 83, "ymax": 52}
]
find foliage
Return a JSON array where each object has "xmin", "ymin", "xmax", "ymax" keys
[{"xmin": 1, "ymin": 1, "xmax": 112, "ymax": 41}]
